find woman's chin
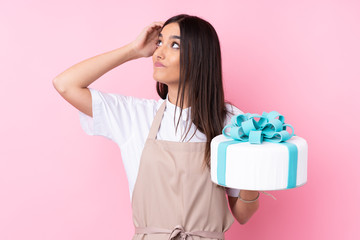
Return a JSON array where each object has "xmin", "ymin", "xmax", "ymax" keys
[
  {"xmin": 153, "ymin": 74, "xmax": 178, "ymax": 86},
  {"xmin": 153, "ymin": 74, "xmax": 166, "ymax": 84}
]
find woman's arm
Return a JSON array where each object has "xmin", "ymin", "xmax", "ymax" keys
[
  {"xmin": 52, "ymin": 21, "xmax": 164, "ymax": 117},
  {"xmin": 228, "ymin": 190, "xmax": 260, "ymax": 225}
]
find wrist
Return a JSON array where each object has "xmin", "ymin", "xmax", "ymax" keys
[
  {"xmin": 238, "ymin": 190, "xmax": 259, "ymax": 202},
  {"xmin": 125, "ymin": 42, "xmax": 142, "ymax": 60}
]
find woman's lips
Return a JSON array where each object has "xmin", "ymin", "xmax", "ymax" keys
[{"xmin": 154, "ymin": 62, "xmax": 165, "ymax": 67}]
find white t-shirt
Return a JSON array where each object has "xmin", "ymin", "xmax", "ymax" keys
[{"xmin": 79, "ymin": 88, "xmax": 243, "ymax": 202}]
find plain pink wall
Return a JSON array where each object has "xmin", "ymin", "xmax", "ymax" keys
[{"xmin": 1, "ymin": 0, "xmax": 359, "ymax": 239}]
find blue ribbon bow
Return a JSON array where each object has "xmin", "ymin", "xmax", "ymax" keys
[
  {"xmin": 217, "ymin": 111, "xmax": 299, "ymax": 189},
  {"xmin": 222, "ymin": 111, "xmax": 295, "ymax": 144}
]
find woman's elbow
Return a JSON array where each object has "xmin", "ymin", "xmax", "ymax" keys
[
  {"xmin": 52, "ymin": 77, "xmax": 66, "ymax": 94},
  {"xmin": 237, "ymin": 202, "xmax": 260, "ymax": 225}
]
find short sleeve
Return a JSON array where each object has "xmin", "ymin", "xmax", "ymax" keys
[
  {"xmin": 225, "ymin": 187, "xmax": 241, "ymax": 197},
  {"xmin": 224, "ymin": 103, "xmax": 244, "ymax": 125},
  {"xmin": 223, "ymin": 103, "xmax": 244, "ymax": 197},
  {"xmin": 78, "ymin": 88, "xmax": 136, "ymax": 146}
]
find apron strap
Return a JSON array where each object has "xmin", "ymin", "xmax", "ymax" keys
[
  {"xmin": 135, "ymin": 225, "xmax": 225, "ymax": 240},
  {"xmin": 148, "ymin": 100, "xmax": 167, "ymax": 140}
]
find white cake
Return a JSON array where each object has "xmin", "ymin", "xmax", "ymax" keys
[{"xmin": 210, "ymin": 134, "xmax": 308, "ymax": 191}]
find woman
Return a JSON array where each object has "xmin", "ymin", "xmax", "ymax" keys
[{"xmin": 53, "ymin": 14, "xmax": 259, "ymax": 239}]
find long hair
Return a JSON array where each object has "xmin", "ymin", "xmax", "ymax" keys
[{"xmin": 156, "ymin": 14, "xmax": 230, "ymax": 173}]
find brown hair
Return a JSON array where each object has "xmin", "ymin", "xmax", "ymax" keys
[{"xmin": 156, "ymin": 14, "xmax": 232, "ymax": 173}]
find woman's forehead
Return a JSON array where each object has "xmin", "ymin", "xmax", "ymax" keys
[{"xmin": 159, "ymin": 22, "xmax": 180, "ymax": 38}]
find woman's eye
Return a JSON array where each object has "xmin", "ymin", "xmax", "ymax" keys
[
  {"xmin": 156, "ymin": 40, "xmax": 179, "ymax": 49},
  {"xmin": 172, "ymin": 42, "xmax": 180, "ymax": 49}
]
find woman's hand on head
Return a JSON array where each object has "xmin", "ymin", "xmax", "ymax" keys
[{"xmin": 130, "ymin": 21, "xmax": 164, "ymax": 58}]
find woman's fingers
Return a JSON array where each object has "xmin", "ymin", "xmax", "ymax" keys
[
  {"xmin": 146, "ymin": 21, "xmax": 164, "ymax": 34},
  {"xmin": 149, "ymin": 22, "xmax": 164, "ymax": 31},
  {"xmin": 130, "ymin": 21, "xmax": 165, "ymax": 58},
  {"xmin": 151, "ymin": 21, "xmax": 165, "ymax": 28}
]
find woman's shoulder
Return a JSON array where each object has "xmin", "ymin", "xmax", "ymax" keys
[
  {"xmin": 126, "ymin": 94, "xmax": 164, "ymax": 112},
  {"xmin": 224, "ymin": 102, "xmax": 244, "ymax": 125},
  {"xmin": 225, "ymin": 102, "xmax": 244, "ymax": 116},
  {"xmin": 89, "ymin": 87, "xmax": 164, "ymax": 111}
]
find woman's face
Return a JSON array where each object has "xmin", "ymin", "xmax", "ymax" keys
[{"xmin": 152, "ymin": 22, "xmax": 180, "ymax": 88}]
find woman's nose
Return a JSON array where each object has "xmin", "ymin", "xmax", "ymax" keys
[{"xmin": 154, "ymin": 47, "xmax": 165, "ymax": 59}]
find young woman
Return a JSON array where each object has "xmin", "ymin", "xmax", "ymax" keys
[{"xmin": 53, "ymin": 14, "xmax": 259, "ymax": 239}]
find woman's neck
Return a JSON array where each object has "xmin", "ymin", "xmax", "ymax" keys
[{"xmin": 168, "ymin": 85, "xmax": 189, "ymax": 109}]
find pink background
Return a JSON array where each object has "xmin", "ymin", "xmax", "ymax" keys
[{"xmin": 1, "ymin": 0, "xmax": 359, "ymax": 239}]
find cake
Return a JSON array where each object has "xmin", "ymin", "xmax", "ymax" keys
[{"xmin": 210, "ymin": 111, "xmax": 308, "ymax": 191}]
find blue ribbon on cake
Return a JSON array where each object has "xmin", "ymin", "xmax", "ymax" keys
[{"xmin": 217, "ymin": 111, "xmax": 298, "ymax": 189}]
